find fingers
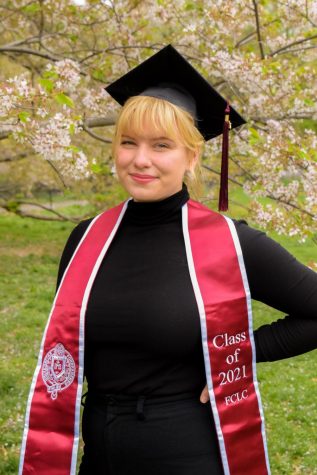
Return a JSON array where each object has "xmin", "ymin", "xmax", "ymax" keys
[{"xmin": 200, "ymin": 384, "xmax": 210, "ymax": 403}]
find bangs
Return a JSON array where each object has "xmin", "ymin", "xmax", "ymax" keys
[{"xmin": 115, "ymin": 96, "xmax": 187, "ymax": 143}]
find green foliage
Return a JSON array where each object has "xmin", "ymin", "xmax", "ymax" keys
[
  {"xmin": 54, "ymin": 93, "xmax": 74, "ymax": 108},
  {"xmin": 42, "ymin": 70, "xmax": 59, "ymax": 80},
  {"xmin": 5, "ymin": 201, "xmax": 19, "ymax": 213},
  {"xmin": 17, "ymin": 112, "xmax": 30, "ymax": 123},
  {"xmin": 69, "ymin": 123, "xmax": 76, "ymax": 135},
  {"xmin": 21, "ymin": 2, "xmax": 41, "ymax": 14},
  {"xmin": 69, "ymin": 34, "xmax": 78, "ymax": 43},
  {"xmin": 248, "ymin": 127, "xmax": 263, "ymax": 145},
  {"xmin": 39, "ymin": 78, "xmax": 54, "ymax": 93},
  {"xmin": 92, "ymin": 68, "xmax": 107, "ymax": 82},
  {"xmin": 90, "ymin": 160, "xmax": 110, "ymax": 175},
  {"xmin": 67, "ymin": 144, "xmax": 80, "ymax": 153}
]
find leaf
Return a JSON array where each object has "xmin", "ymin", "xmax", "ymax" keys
[
  {"xmin": 249, "ymin": 127, "xmax": 260, "ymax": 139},
  {"xmin": 22, "ymin": 3, "xmax": 41, "ymax": 14},
  {"xmin": 18, "ymin": 112, "xmax": 30, "ymax": 123},
  {"xmin": 92, "ymin": 69, "xmax": 106, "ymax": 81},
  {"xmin": 42, "ymin": 70, "xmax": 59, "ymax": 80},
  {"xmin": 68, "ymin": 5, "xmax": 77, "ymax": 14},
  {"xmin": 304, "ymin": 98, "xmax": 314, "ymax": 107},
  {"xmin": 90, "ymin": 162, "xmax": 107, "ymax": 174},
  {"xmin": 249, "ymin": 127, "xmax": 262, "ymax": 145},
  {"xmin": 69, "ymin": 123, "xmax": 75, "ymax": 135},
  {"xmin": 55, "ymin": 93, "xmax": 74, "ymax": 108},
  {"xmin": 90, "ymin": 162, "xmax": 103, "ymax": 174},
  {"xmin": 298, "ymin": 149, "xmax": 308, "ymax": 160},
  {"xmin": 67, "ymin": 145, "xmax": 81, "ymax": 153},
  {"xmin": 185, "ymin": 1, "xmax": 195, "ymax": 10},
  {"xmin": 39, "ymin": 78, "xmax": 54, "ymax": 93}
]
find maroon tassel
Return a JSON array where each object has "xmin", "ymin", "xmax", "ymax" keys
[{"xmin": 218, "ymin": 102, "xmax": 231, "ymax": 212}]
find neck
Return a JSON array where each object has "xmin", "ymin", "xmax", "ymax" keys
[{"xmin": 125, "ymin": 183, "xmax": 190, "ymax": 225}]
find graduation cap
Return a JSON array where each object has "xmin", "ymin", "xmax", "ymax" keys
[{"xmin": 105, "ymin": 44, "xmax": 246, "ymax": 211}]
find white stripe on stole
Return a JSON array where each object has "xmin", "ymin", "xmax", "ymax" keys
[
  {"xmin": 19, "ymin": 200, "xmax": 130, "ymax": 475},
  {"xmin": 223, "ymin": 216, "xmax": 271, "ymax": 475},
  {"xmin": 181, "ymin": 204, "xmax": 231, "ymax": 475}
]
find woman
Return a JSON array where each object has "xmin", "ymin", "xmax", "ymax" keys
[{"xmin": 20, "ymin": 45, "xmax": 317, "ymax": 475}]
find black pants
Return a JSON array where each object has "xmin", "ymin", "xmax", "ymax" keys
[{"xmin": 78, "ymin": 392, "xmax": 224, "ymax": 475}]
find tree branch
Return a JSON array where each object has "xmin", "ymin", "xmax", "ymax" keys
[
  {"xmin": 78, "ymin": 44, "xmax": 162, "ymax": 65},
  {"xmin": 38, "ymin": 0, "xmax": 45, "ymax": 45},
  {"xmin": 46, "ymin": 160, "xmax": 67, "ymax": 188},
  {"xmin": 202, "ymin": 164, "xmax": 243, "ymax": 187},
  {"xmin": 0, "ymin": 130, "xmax": 10, "ymax": 140},
  {"xmin": 0, "ymin": 152, "xmax": 28, "ymax": 162},
  {"xmin": 85, "ymin": 115, "xmax": 117, "ymax": 127},
  {"xmin": 82, "ymin": 122, "xmax": 112, "ymax": 143},
  {"xmin": 0, "ymin": 114, "xmax": 117, "ymax": 141},
  {"xmin": 200, "ymin": 196, "xmax": 251, "ymax": 212},
  {"xmin": 266, "ymin": 194, "xmax": 315, "ymax": 218},
  {"xmin": 0, "ymin": 200, "xmax": 79, "ymax": 222},
  {"xmin": 203, "ymin": 164, "xmax": 315, "ymax": 218},
  {"xmin": 269, "ymin": 34, "xmax": 317, "ymax": 57},
  {"xmin": 235, "ymin": 19, "xmax": 279, "ymax": 49},
  {"xmin": 0, "ymin": 46, "xmax": 60, "ymax": 61},
  {"xmin": 1, "ymin": 35, "xmax": 44, "ymax": 49},
  {"xmin": 252, "ymin": 113, "xmax": 316, "ymax": 122},
  {"xmin": 252, "ymin": 0, "xmax": 265, "ymax": 59},
  {"xmin": 277, "ymin": 45, "xmax": 317, "ymax": 55}
]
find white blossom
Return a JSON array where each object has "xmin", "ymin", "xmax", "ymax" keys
[
  {"xmin": 51, "ymin": 59, "xmax": 81, "ymax": 92},
  {"xmin": 82, "ymin": 88, "xmax": 108, "ymax": 113},
  {"xmin": 36, "ymin": 108, "xmax": 49, "ymax": 118}
]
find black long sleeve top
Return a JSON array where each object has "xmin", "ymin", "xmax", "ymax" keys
[{"xmin": 56, "ymin": 185, "xmax": 317, "ymax": 397}]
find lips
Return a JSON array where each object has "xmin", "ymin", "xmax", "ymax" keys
[
  {"xmin": 130, "ymin": 173, "xmax": 158, "ymax": 183},
  {"xmin": 130, "ymin": 173, "xmax": 157, "ymax": 178}
]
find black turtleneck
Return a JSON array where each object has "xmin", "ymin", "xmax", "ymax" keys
[{"xmin": 56, "ymin": 184, "xmax": 317, "ymax": 396}]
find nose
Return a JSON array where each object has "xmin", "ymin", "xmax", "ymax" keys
[{"xmin": 133, "ymin": 145, "xmax": 151, "ymax": 168}]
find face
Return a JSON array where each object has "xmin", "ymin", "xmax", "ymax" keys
[{"xmin": 115, "ymin": 125, "xmax": 197, "ymax": 202}]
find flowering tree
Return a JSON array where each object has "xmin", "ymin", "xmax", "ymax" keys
[{"xmin": 0, "ymin": 0, "xmax": 316, "ymax": 247}]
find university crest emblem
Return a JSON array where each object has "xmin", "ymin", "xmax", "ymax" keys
[{"xmin": 42, "ymin": 343, "xmax": 76, "ymax": 400}]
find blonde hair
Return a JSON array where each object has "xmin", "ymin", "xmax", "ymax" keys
[{"xmin": 112, "ymin": 95, "xmax": 205, "ymax": 197}]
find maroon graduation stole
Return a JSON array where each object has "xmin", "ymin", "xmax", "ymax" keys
[{"xmin": 19, "ymin": 199, "xmax": 271, "ymax": 475}]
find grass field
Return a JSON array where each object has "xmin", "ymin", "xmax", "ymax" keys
[{"xmin": 0, "ymin": 210, "xmax": 316, "ymax": 474}]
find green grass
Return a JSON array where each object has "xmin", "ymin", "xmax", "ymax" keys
[
  {"xmin": 0, "ymin": 211, "xmax": 316, "ymax": 474},
  {"xmin": 253, "ymin": 299, "xmax": 317, "ymax": 474},
  {"xmin": 0, "ymin": 216, "xmax": 74, "ymax": 474}
]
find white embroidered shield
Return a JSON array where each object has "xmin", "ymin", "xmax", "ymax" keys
[{"xmin": 42, "ymin": 343, "xmax": 76, "ymax": 400}]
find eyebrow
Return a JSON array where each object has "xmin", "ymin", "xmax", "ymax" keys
[
  {"xmin": 153, "ymin": 136, "xmax": 174, "ymax": 141},
  {"xmin": 122, "ymin": 134, "xmax": 175, "ymax": 142}
]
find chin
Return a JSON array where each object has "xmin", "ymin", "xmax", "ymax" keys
[
  {"xmin": 131, "ymin": 189, "xmax": 162, "ymax": 202},
  {"xmin": 122, "ymin": 180, "xmax": 162, "ymax": 202}
]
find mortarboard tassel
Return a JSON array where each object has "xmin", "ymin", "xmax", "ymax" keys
[{"xmin": 218, "ymin": 102, "xmax": 231, "ymax": 212}]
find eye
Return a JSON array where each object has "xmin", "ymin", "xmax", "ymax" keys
[
  {"xmin": 154, "ymin": 143, "xmax": 169, "ymax": 149},
  {"xmin": 121, "ymin": 140, "xmax": 135, "ymax": 146}
]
